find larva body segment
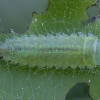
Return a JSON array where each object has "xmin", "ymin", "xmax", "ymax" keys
[{"xmin": 0, "ymin": 34, "xmax": 99, "ymax": 69}]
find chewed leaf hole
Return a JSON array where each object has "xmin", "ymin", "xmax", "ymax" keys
[
  {"xmin": 86, "ymin": 0, "xmax": 100, "ymax": 23},
  {"xmin": 65, "ymin": 83, "xmax": 92, "ymax": 100},
  {"xmin": 0, "ymin": 0, "xmax": 49, "ymax": 33}
]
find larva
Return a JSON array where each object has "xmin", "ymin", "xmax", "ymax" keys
[{"xmin": 0, "ymin": 33, "xmax": 99, "ymax": 69}]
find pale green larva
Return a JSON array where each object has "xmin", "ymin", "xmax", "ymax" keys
[{"xmin": 0, "ymin": 33, "xmax": 100, "ymax": 69}]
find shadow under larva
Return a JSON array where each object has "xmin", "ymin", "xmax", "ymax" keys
[{"xmin": 0, "ymin": 32, "xmax": 100, "ymax": 69}]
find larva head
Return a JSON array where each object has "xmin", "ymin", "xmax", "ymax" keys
[
  {"xmin": 95, "ymin": 39, "xmax": 100, "ymax": 65},
  {"xmin": 0, "ymin": 42, "xmax": 3, "ymax": 58}
]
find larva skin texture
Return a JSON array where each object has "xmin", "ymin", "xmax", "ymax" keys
[{"xmin": 0, "ymin": 34, "xmax": 99, "ymax": 69}]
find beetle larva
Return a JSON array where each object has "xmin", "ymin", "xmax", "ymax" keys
[{"xmin": 0, "ymin": 33, "xmax": 99, "ymax": 69}]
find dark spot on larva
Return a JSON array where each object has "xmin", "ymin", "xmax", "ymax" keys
[
  {"xmin": 65, "ymin": 83, "xmax": 92, "ymax": 100},
  {"xmin": 14, "ymin": 47, "xmax": 21, "ymax": 51},
  {"xmin": 0, "ymin": 56, "xmax": 3, "ymax": 59}
]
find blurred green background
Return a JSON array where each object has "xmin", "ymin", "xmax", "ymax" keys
[{"xmin": 0, "ymin": 0, "xmax": 100, "ymax": 100}]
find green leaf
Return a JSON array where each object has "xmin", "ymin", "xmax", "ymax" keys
[{"xmin": 0, "ymin": 0, "xmax": 100, "ymax": 100}]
